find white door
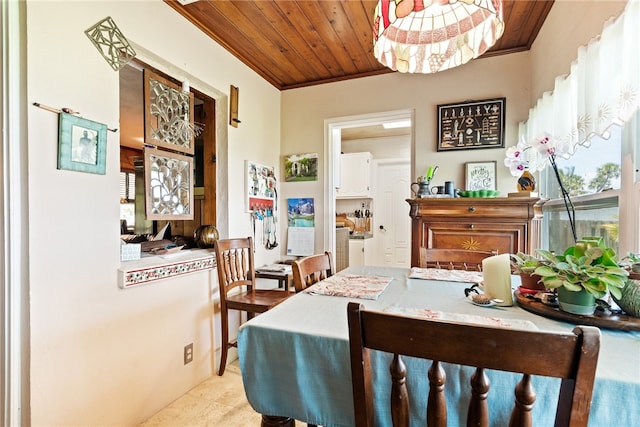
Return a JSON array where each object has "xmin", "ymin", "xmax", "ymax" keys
[{"xmin": 375, "ymin": 161, "xmax": 411, "ymax": 267}]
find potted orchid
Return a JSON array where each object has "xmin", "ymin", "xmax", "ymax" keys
[{"xmin": 504, "ymin": 133, "xmax": 577, "ymax": 243}]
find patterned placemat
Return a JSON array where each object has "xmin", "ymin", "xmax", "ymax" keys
[
  {"xmin": 304, "ymin": 274, "xmax": 393, "ymax": 300},
  {"xmin": 409, "ymin": 267, "xmax": 483, "ymax": 284}
]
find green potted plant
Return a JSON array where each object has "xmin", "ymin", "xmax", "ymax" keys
[
  {"xmin": 510, "ymin": 252, "xmax": 545, "ymax": 291},
  {"xmin": 621, "ymin": 252, "xmax": 640, "ymax": 279},
  {"xmin": 534, "ymin": 237, "xmax": 629, "ymax": 315}
]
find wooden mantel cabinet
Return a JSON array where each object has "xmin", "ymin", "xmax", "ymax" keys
[{"xmin": 406, "ymin": 197, "xmax": 544, "ymax": 267}]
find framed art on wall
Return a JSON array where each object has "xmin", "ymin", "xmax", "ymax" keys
[
  {"xmin": 465, "ymin": 161, "xmax": 497, "ymax": 191},
  {"xmin": 57, "ymin": 112, "xmax": 108, "ymax": 174},
  {"xmin": 246, "ymin": 160, "xmax": 277, "ymax": 213},
  {"xmin": 437, "ymin": 97, "xmax": 505, "ymax": 151},
  {"xmin": 284, "ymin": 153, "xmax": 318, "ymax": 182}
]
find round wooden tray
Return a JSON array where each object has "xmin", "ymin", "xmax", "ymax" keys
[{"xmin": 514, "ymin": 290, "xmax": 640, "ymax": 331}]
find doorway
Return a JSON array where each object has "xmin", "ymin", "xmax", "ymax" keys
[{"xmin": 325, "ymin": 110, "xmax": 414, "ymax": 264}]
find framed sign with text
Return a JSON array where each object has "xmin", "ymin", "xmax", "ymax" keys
[{"xmin": 437, "ymin": 97, "xmax": 505, "ymax": 151}]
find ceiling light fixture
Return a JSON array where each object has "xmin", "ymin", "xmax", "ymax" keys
[
  {"xmin": 373, "ymin": 0, "xmax": 504, "ymax": 74},
  {"xmin": 382, "ymin": 120, "xmax": 412, "ymax": 129}
]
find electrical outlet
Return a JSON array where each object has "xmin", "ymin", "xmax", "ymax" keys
[{"xmin": 184, "ymin": 343, "xmax": 193, "ymax": 365}]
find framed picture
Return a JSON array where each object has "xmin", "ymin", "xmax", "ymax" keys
[
  {"xmin": 144, "ymin": 147, "xmax": 194, "ymax": 220},
  {"xmin": 284, "ymin": 153, "xmax": 318, "ymax": 182},
  {"xmin": 437, "ymin": 97, "xmax": 505, "ymax": 151},
  {"xmin": 246, "ymin": 160, "xmax": 276, "ymax": 213},
  {"xmin": 465, "ymin": 161, "xmax": 497, "ymax": 191},
  {"xmin": 57, "ymin": 112, "xmax": 107, "ymax": 174}
]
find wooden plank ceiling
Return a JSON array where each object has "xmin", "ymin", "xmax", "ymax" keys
[{"xmin": 165, "ymin": 0, "xmax": 554, "ymax": 91}]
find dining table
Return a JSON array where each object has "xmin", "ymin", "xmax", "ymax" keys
[{"xmin": 237, "ymin": 265, "xmax": 640, "ymax": 427}]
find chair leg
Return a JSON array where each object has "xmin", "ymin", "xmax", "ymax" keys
[{"xmin": 218, "ymin": 308, "xmax": 229, "ymax": 376}]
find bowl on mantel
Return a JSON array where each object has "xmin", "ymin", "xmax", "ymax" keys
[{"xmin": 458, "ymin": 190, "xmax": 500, "ymax": 198}]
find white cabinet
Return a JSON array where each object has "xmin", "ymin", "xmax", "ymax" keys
[
  {"xmin": 349, "ymin": 239, "xmax": 364, "ymax": 266},
  {"xmin": 349, "ymin": 238, "xmax": 374, "ymax": 267},
  {"xmin": 336, "ymin": 152, "xmax": 372, "ymax": 198}
]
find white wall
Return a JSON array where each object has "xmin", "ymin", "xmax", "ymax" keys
[
  {"xmin": 529, "ymin": 0, "xmax": 627, "ymax": 103},
  {"xmin": 26, "ymin": 1, "xmax": 280, "ymax": 425}
]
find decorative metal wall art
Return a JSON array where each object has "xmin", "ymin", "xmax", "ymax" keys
[
  {"xmin": 84, "ymin": 16, "xmax": 136, "ymax": 71},
  {"xmin": 58, "ymin": 112, "xmax": 108, "ymax": 174},
  {"xmin": 437, "ymin": 98, "xmax": 505, "ymax": 151},
  {"xmin": 144, "ymin": 147, "xmax": 194, "ymax": 220},
  {"xmin": 144, "ymin": 70, "xmax": 195, "ymax": 155}
]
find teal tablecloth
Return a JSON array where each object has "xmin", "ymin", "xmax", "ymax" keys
[{"xmin": 238, "ymin": 266, "xmax": 640, "ymax": 427}]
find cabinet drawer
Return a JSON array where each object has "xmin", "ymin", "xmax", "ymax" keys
[
  {"xmin": 423, "ymin": 222, "xmax": 526, "ymax": 255},
  {"xmin": 420, "ymin": 203, "xmax": 530, "ymax": 219}
]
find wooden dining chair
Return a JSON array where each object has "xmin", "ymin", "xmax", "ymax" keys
[
  {"xmin": 347, "ymin": 302, "xmax": 601, "ymax": 427},
  {"xmin": 419, "ymin": 247, "xmax": 498, "ymax": 271},
  {"xmin": 291, "ymin": 251, "xmax": 334, "ymax": 293},
  {"xmin": 213, "ymin": 237, "xmax": 294, "ymax": 375},
  {"xmin": 290, "ymin": 251, "xmax": 334, "ymax": 427}
]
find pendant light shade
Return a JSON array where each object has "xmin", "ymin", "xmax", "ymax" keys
[{"xmin": 373, "ymin": 0, "xmax": 504, "ymax": 74}]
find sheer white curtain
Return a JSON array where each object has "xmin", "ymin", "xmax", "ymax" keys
[{"xmin": 519, "ymin": 0, "xmax": 640, "ymax": 156}]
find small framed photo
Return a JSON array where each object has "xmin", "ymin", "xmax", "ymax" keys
[
  {"xmin": 437, "ymin": 97, "xmax": 505, "ymax": 151},
  {"xmin": 58, "ymin": 112, "xmax": 107, "ymax": 174},
  {"xmin": 465, "ymin": 161, "xmax": 497, "ymax": 191}
]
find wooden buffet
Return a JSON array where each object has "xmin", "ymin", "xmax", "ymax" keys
[{"xmin": 407, "ymin": 197, "xmax": 544, "ymax": 267}]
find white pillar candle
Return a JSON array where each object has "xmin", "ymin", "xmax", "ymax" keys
[{"xmin": 482, "ymin": 253, "xmax": 513, "ymax": 306}]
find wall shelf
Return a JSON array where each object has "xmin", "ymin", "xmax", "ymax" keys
[{"xmin": 118, "ymin": 249, "xmax": 215, "ymax": 289}]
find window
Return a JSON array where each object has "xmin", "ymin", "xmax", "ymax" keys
[
  {"xmin": 120, "ymin": 171, "xmax": 135, "ymax": 202},
  {"xmin": 541, "ymin": 113, "xmax": 638, "ymax": 255},
  {"xmin": 120, "ymin": 172, "xmax": 135, "ymax": 233}
]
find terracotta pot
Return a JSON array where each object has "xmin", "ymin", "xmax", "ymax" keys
[
  {"xmin": 519, "ymin": 273, "xmax": 546, "ymax": 291},
  {"xmin": 629, "ymin": 271, "xmax": 640, "ymax": 281}
]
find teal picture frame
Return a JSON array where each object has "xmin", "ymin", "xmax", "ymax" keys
[{"xmin": 58, "ymin": 112, "xmax": 107, "ymax": 174}]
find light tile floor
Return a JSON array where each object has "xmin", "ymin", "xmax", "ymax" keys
[{"xmin": 139, "ymin": 360, "xmax": 263, "ymax": 427}]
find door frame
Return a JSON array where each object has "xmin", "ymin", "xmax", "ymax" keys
[
  {"xmin": 324, "ymin": 109, "xmax": 415, "ymax": 257},
  {"xmin": 2, "ymin": 0, "xmax": 30, "ymax": 424}
]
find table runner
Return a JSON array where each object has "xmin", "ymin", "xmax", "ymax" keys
[{"xmin": 384, "ymin": 306, "xmax": 539, "ymax": 330}]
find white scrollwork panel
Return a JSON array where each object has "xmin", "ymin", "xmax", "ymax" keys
[
  {"xmin": 144, "ymin": 147, "xmax": 194, "ymax": 220},
  {"xmin": 143, "ymin": 69, "xmax": 195, "ymax": 155}
]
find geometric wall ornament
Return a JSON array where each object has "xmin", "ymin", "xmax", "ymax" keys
[
  {"xmin": 144, "ymin": 69, "xmax": 195, "ymax": 155},
  {"xmin": 85, "ymin": 16, "xmax": 136, "ymax": 71},
  {"xmin": 144, "ymin": 147, "xmax": 194, "ymax": 220}
]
